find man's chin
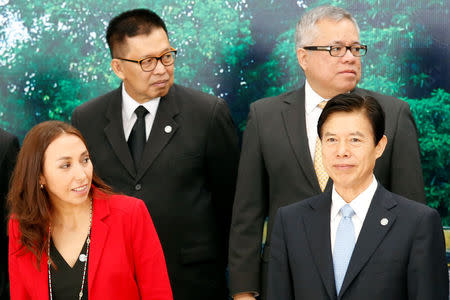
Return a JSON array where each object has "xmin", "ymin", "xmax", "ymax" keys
[
  {"xmin": 149, "ymin": 86, "xmax": 171, "ymax": 99},
  {"xmin": 337, "ymin": 82, "xmax": 358, "ymax": 94}
]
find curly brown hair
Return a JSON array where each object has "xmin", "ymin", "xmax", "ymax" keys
[{"xmin": 7, "ymin": 120, "xmax": 112, "ymax": 267}]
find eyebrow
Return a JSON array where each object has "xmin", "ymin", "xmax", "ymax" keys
[
  {"xmin": 140, "ymin": 47, "xmax": 172, "ymax": 59},
  {"xmin": 323, "ymin": 131, "xmax": 365, "ymax": 137},
  {"xmin": 329, "ymin": 40, "xmax": 361, "ymax": 45},
  {"xmin": 56, "ymin": 150, "xmax": 89, "ymax": 161}
]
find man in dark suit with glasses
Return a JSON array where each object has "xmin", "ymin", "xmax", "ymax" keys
[
  {"xmin": 72, "ymin": 9, "xmax": 239, "ymax": 300},
  {"xmin": 229, "ymin": 5, "xmax": 426, "ymax": 300}
]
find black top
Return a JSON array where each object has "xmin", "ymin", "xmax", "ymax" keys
[{"xmin": 49, "ymin": 238, "xmax": 89, "ymax": 300}]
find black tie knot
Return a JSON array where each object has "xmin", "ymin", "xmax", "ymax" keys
[{"xmin": 135, "ymin": 106, "xmax": 149, "ymax": 119}]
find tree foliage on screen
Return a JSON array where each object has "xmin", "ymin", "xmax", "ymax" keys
[{"xmin": 0, "ymin": 0, "xmax": 448, "ymax": 222}]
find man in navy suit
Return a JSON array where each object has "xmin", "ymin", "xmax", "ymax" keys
[{"xmin": 267, "ymin": 93, "xmax": 448, "ymax": 300}]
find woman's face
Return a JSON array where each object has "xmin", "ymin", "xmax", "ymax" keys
[{"xmin": 40, "ymin": 133, "xmax": 93, "ymax": 207}]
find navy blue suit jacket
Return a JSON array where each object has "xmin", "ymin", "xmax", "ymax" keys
[{"xmin": 267, "ymin": 184, "xmax": 448, "ymax": 300}]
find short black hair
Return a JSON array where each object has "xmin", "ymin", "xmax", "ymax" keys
[
  {"xmin": 317, "ymin": 93, "xmax": 385, "ymax": 145},
  {"xmin": 106, "ymin": 8, "xmax": 168, "ymax": 57}
]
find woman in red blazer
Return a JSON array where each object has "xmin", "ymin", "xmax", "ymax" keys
[{"xmin": 8, "ymin": 121, "xmax": 172, "ymax": 300}]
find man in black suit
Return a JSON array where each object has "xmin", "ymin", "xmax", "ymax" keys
[
  {"xmin": 0, "ymin": 129, "xmax": 19, "ymax": 299},
  {"xmin": 229, "ymin": 5, "xmax": 426, "ymax": 300},
  {"xmin": 267, "ymin": 93, "xmax": 448, "ymax": 300},
  {"xmin": 71, "ymin": 9, "xmax": 239, "ymax": 300}
]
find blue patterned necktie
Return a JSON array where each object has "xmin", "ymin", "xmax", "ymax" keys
[{"xmin": 333, "ymin": 204, "xmax": 356, "ymax": 295}]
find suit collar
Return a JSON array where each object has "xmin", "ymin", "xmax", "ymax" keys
[
  {"xmin": 135, "ymin": 84, "xmax": 180, "ymax": 181},
  {"xmin": 304, "ymin": 79, "xmax": 329, "ymax": 113},
  {"xmin": 33, "ymin": 249, "xmax": 50, "ymax": 299},
  {"xmin": 339, "ymin": 184, "xmax": 397, "ymax": 298},
  {"xmin": 281, "ymin": 86, "xmax": 331, "ymax": 192},
  {"xmin": 121, "ymin": 83, "xmax": 161, "ymax": 121},
  {"xmin": 104, "ymin": 86, "xmax": 136, "ymax": 177},
  {"xmin": 103, "ymin": 84, "xmax": 181, "ymax": 181},
  {"xmin": 303, "ymin": 190, "xmax": 337, "ymax": 299},
  {"xmin": 87, "ymin": 186, "xmax": 111, "ymax": 297}
]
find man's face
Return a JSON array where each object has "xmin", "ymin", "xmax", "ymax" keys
[
  {"xmin": 297, "ymin": 18, "xmax": 362, "ymax": 99},
  {"xmin": 321, "ymin": 110, "xmax": 386, "ymax": 195},
  {"xmin": 111, "ymin": 28, "xmax": 174, "ymax": 103}
]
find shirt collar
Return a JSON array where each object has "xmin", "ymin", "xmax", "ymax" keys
[
  {"xmin": 305, "ymin": 80, "xmax": 329, "ymax": 114},
  {"xmin": 122, "ymin": 84, "xmax": 160, "ymax": 121},
  {"xmin": 331, "ymin": 175, "xmax": 378, "ymax": 221}
]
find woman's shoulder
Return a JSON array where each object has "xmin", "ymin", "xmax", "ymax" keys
[
  {"xmin": 93, "ymin": 190, "xmax": 146, "ymax": 216},
  {"xmin": 8, "ymin": 216, "xmax": 20, "ymax": 236},
  {"xmin": 108, "ymin": 194, "xmax": 146, "ymax": 211}
]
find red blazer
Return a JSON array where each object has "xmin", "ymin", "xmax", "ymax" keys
[{"xmin": 9, "ymin": 187, "xmax": 173, "ymax": 300}]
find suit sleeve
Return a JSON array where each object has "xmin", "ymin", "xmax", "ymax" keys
[
  {"xmin": 0, "ymin": 133, "xmax": 19, "ymax": 221},
  {"xmin": 407, "ymin": 208, "xmax": 448, "ymax": 299},
  {"xmin": 8, "ymin": 218, "xmax": 30, "ymax": 299},
  {"xmin": 131, "ymin": 199, "xmax": 173, "ymax": 300},
  {"xmin": 267, "ymin": 209, "xmax": 294, "ymax": 300},
  {"xmin": 71, "ymin": 107, "xmax": 80, "ymax": 128},
  {"xmin": 205, "ymin": 98, "xmax": 239, "ymax": 259},
  {"xmin": 1, "ymin": 133, "xmax": 19, "ymax": 282},
  {"xmin": 389, "ymin": 102, "xmax": 426, "ymax": 203},
  {"xmin": 228, "ymin": 103, "xmax": 269, "ymax": 295}
]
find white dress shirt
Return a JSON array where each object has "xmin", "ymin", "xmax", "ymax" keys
[
  {"xmin": 121, "ymin": 84, "xmax": 160, "ymax": 141},
  {"xmin": 330, "ymin": 176, "xmax": 378, "ymax": 253},
  {"xmin": 304, "ymin": 80, "xmax": 330, "ymax": 161}
]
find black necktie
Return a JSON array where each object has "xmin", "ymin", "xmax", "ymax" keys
[{"xmin": 128, "ymin": 105, "xmax": 149, "ymax": 166}]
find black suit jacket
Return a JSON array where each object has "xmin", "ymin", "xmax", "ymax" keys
[
  {"xmin": 0, "ymin": 129, "xmax": 19, "ymax": 298},
  {"xmin": 72, "ymin": 84, "xmax": 239, "ymax": 300},
  {"xmin": 228, "ymin": 86, "xmax": 425, "ymax": 297},
  {"xmin": 267, "ymin": 184, "xmax": 448, "ymax": 300}
]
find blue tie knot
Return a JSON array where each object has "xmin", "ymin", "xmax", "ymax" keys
[{"xmin": 341, "ymin": 204, "xmax": 355, "ymax": 219}]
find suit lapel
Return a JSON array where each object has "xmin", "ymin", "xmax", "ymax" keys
[
  {"xmin": 136, "ymin": 86, "xmax": 180, "ymax": 181},
  {"xmin": 34, "ymin": 251, "xmax": 50, "ymax": 300},
  {"xmin": 87, "ymin": 188, "xmax": 110, "ymax": 295},
  {"xmin": 104, "ymin": 87, "xmax": 136, "ymax": 177},
  {"xmin": 281, "ymin": 87, "xmax": 328, "ymax": 192},
  {"xmin": 339, "ymin": 185, "xmax": 397, "ymax": 297},
  {"xmin": 303, "ymin": 191, "xmax": 337, "ymax": 299}
]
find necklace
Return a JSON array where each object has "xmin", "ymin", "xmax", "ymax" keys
[{"xmin": 48, "ymin": 200, "xmax": 92, "ymax": 300}]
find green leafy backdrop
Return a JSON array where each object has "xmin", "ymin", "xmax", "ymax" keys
[{"xmin": 1, "ymin": 0, "xmax": 449, "ymax": 222}]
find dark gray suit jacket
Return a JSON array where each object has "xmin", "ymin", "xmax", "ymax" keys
[
  {"xmin": 0, "ymin": 129, "xmax": 19, "ymax": 298},
  {"xmin": 267, "ymin": 184, "xmax": 448, "ymax": 300},
  {"xmin": 228, "ymin": 86, "xmax": 425, "ymax": 298},
  {"xmin": 72, "ymin": 84, "xmax": 239, "ymax": 300}
]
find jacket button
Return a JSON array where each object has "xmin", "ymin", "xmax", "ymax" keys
[{"xmin": 135, "ymin": 184, "xmax": 142, "ymax": 191}]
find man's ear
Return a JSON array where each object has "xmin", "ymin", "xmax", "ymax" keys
[
  {"xmin": 375, "ymin": 135, "xmax": 388, "ymax": 159},
  {"xmin": 296, "ymin": 47, "xmax": 308, "ymax": 71},
  {"xmin": 111, "ymin": 59, "xmax": 126, "ymax": 80}
]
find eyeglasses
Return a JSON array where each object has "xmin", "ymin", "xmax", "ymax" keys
[
  {"xmin": 116, "ymin": 47, "xmax": 177, "ymax": 72},
  {"xmin": 303, "ymin": 45, "xmax": 367, "ymax": 57}
]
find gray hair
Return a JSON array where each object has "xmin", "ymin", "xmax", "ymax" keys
[{"xmin": 295, "ymin": 5, "xmax": 360, "ymax": 50}]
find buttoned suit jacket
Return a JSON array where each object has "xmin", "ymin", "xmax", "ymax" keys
[
  {"xmin": 72, "ymin": 84, "xmax": 239, "ymax": 300},
  {"xmin": 0, "ymin": 129, "xmax": 19, "ymax": 298},
  {"xmin": 267, "ymin": 184, "xmax": 448, "ymax": 300},
  {"xmin": 9, "ymin": 189, "xmax": 173, "ymax": 300},
  {"xmin": 228, "ymin": 86, "xmax": 425, "ymax": 298}
]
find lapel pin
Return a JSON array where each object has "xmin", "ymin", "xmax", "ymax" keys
[
  {"xmin": 380, "ymin": 218, "xmax": 388, "ymax": 226},
  {"xmin": 79, "ymin": 254, "xmax": 87, "ymax": 262},
  {"xmin": 164, "ymin": 125, "xmax": 172, "ymax": 133}
]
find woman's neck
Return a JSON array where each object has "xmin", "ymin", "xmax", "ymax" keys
[{"xmin": 51, "ymin": 197, "xmax": 91, "ymax": 230}]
